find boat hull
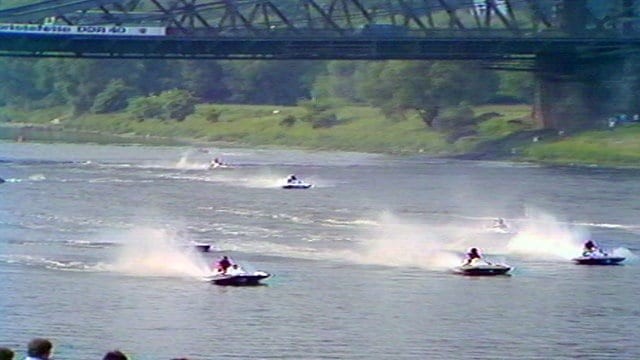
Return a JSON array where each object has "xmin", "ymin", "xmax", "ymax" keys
[
  {"xmin": 194, "ymin": 244, "xmax": 211, "ymax": 252},
  {"xmin": 210, "ymin": 272, "xmax": 271, "ymax": 286},
  {"xmin": 572, "ymin": 256, "xmax": 625, "ymax": 265},
  {"xmin": 282, "ymin": 184, "xmax": 312, "ymax": 189},
  {"xmin": 453, "ymin": 264, "xmax": 512, "ymax": 276}
]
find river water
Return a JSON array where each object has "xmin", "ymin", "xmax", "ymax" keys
[{"xmin": 1, "ymin": 141, "xmax": 639, "ymax": 359}]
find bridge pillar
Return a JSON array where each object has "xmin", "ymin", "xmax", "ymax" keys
[
  {"xmin": 533, "ymin": 53, "xmax": 631, "ymax": 130},
  {"xmin": 556, "ymin": 0, "xmax": 588, "ymax": 35}
]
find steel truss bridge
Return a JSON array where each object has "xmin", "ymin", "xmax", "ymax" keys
[{"xmin": 0, "ymin": 0, "xmax": 638, "ymax": 61}]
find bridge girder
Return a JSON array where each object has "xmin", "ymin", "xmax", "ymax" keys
[
  {"xmin": 1, "ymin": 0, "xmax": 638, "ymax": 38},
  {"xmin": 0, "ymin": 1, "xmax": 639, "ymax": 60},
  {"xmin": 0, "ymin": 0, "xmax": 582, "ymax": 35}
]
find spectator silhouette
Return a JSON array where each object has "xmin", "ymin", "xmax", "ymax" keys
[
  {"xmin": 103, "ymin": 350, "xmax": 128, "ymax": 360},
  {"xmin": 0, "ymin": 347, "xmax": 14, "ymax": 360},
  {"xmin": 25, "ymin": 338, "xmax": 52, "ymax": 360}
]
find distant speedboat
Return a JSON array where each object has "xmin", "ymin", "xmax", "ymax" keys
[
  {"xmin": 193, "ymin": 243, "xmax": 211, "ymax": 252},
  {"xmin": 208, "ymin": 158, "xmax": 233, "ymax": 170},
  {"xmin": 208, "ymin": 162, "xmax": 232, "ymax": 170},
  {"xmin": 484, "ymin": 226, "xmax": 514, "ymax": 234},
  {"xmin": 282, "ymin": 181, "xmax": 312, "ymax": 189},
  {"xmin": 282, "ymin": 174, "xmax": 312, "ymax": 189},
  {"xmin": 452, "ymin": 259, "xmax": 512, "ymax": 276},
  {"xmin": 208, "ymin": 270, "xmax": 271, "ymax": 286},
  {"xmin": 0, "ymin": 177, "xmax": 4, "ymax": 184},
  {"xmin": 484, "ymin": 218, "xmax": 515, "ymax": 234}
]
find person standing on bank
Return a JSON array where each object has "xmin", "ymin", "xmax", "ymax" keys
[{"xmin": 24, "ymin": 338, "xmax": 53, "ymax": 360}]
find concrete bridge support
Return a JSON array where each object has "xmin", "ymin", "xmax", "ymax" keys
[
  {"xmin": 532, "ymin": 53, "xmax": 633, "ymax": 130},
  {"xmin": 532, "ymin": 0, "xmax": 638, "ymax": 130}
]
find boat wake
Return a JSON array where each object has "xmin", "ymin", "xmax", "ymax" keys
[{"xmin": 99, "ymin": 227, "xmax": 213, "ymax": 278}]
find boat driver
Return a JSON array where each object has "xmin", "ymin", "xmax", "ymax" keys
[
  {"xmin": 582, "ymin": 240, "xmax": 598, "ymax": 256},
  {"xmin": 463, "ymin": 248, "xmax": 482, "ymax": 266},
  {"xmin": 493, "ymin": 218, "xmax": 506, "ymax": 229},
  {"xmin": 216, "ymin": 256, "xmax": 232, "ymax": 274},
  {"xmin": 227, "ymin": 264, "xmax": 245, "ymax": 275}
]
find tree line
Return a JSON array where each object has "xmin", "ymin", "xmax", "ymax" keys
[{"xmin": 0, "ymin": 58, "xmax": 534, "ymax": 126}]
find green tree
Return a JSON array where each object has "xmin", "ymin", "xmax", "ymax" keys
[
  {"xmin": 223, "ymin": 61, "xmax": 324, "ymax": 105},
  {"xmin": 497, "ymin": 71, "xmax": 534, "ymax": 103},
  {"xmin": 0, "ymin": 59, "xmax": 53, "ymax": 108},
  {"xmin": 355, "ymin": 61, "xmax": 499, "ymax": 124},
  {"xmin": 312, "ymin": 61, "xmax": 364, "ymax": 103},
  {"xmin": 127, "ymin": 95, "xmax": 164, "ymax": 121},
  {"xmin": 91, "ymin": 79, "xmax": 136, "ymax": 114},
  {"xmin": 180, "ymin": 60, "xmax": 229, "ymax": 102},
  {"xmin": 161, "ymin": 89, "xmax": 197, "ymax": 121}
]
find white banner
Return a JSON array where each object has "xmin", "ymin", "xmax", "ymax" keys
[{"xmin": 0, "ymin": 23, "xmax": 166, "ymax": 36}]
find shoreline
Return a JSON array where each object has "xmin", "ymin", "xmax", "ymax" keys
[
  {"xmin": 1, "ymin": 122, "xmax": 638, "ymax": 170},
  {"xmin": 3, "ymin": 111, "xmax": 640, "ymax": 170}
]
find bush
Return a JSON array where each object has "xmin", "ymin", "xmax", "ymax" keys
[
  {"xmin": 126, "ymin": 89, "xmax": 197, "ymax": 122},
  {"xmin": 91, "ymin": 79, "xmax": 135, "ymax": 114},
  {"xmin": 311, "ymin": 112, "xmax": 339, "ymax": 128},
  {"xmin": 127, "ymin": 95, "xmax": 164, "ymax": 121},
  {"xmin": 200, "ymin": 107, "xmax": 222, "ymax": 123},
  {"xmin": 298, "ymin": 99, "xmax": 332, "ymax": 122},
  {"xmin": 161, "ymin": 89, "xmax": 197, "ymax": 122},
  {"xmin": 279, "ymin": 115, "xmax": 297, "ymax": 127},
  {"xmin": 433, "ymin": 104, "xmax": 476, "ymax": 131}
]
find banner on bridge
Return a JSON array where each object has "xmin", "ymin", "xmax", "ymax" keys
[{"xmin": 0, "ymin": 23, "xmax": 166, "ymax": 36}]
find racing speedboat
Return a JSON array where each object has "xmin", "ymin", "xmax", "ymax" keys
[
  {"xmin": 192, "ymin": 242, "xmax": 211, "ymax": 252},
  {"xmin": 0, "ymin": 177, "xmax": 4, "ymax": 184},
  {"xmin": 208, "ymin": 270, "xmax": 271, "ymax": 286},
  {"xmin": 484, "ymin": 218, "xmax": 516, "ymax": 234},
  {"xmin": 452, "ymin": 259, "xmax": 512, "ymax": 276},
  {"xmin": 572, "ymin": 250, "xmax": 625, "ymax": 265},
  {"xmin": 484, "ymin": 225, "xmax": 514, "ymax": 234},
  {"xmin": 282, "ymin": 180, "xmax": 312, "ymax": 189},
  {"xmin": 282, "ymin": 175, "xmax": 312, "ymax": 189},
  {"xmin": 208, "ymin": 162, "xmax": 232, "ymax": 170}
]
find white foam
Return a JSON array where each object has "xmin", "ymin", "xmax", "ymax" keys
[
  {"xmin": 505, "ymin": 210, "xmax": 586, "ymax": 260},
  {"xmin": 342, "ymin": 212, "xmax": 462, "ymax": 270},
  {"xmin": 104, "ymin": 227, "xmax": 212, "ymax": 278}
]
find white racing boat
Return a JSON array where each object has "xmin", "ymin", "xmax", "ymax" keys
[
  {"xmin": 452, "ymin": 259, "xmax": 512, "ymax": 276},
  {"xmin": 207, "ymin": 270, "xmax": 272, "ymax": 286},
  {"xmin": 282, "ymin": 180, "xmax": 312, "ymax": 189},
  {"xmin": 208, "ymin": 158, "xmax": 233, "ymax": 170},
  {"xmin": 208, "ymin": 162, "xmax": 233, "ymax": 170},
  {"xmin": 484, "ymin": 218, "xmax": 516, "ymax": 234},
  {"xmin": 282, "ymin": 174, "xmax": 312, "ymax": 189}
]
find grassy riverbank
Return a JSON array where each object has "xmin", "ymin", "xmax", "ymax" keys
[
  {"xmin": 2, "ymin": 104, "xmax": 640, "ymax": 168},
  {"xmin": 1, "ymin": 104, "xmax": 530, "ymax": 154}
]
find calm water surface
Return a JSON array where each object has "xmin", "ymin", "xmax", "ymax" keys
[{"xmin": 1, "ymin": 141, "xmax": 638, "ymax": 359}]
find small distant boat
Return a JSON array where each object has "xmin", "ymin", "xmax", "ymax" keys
[
  {"xmin": 193, "ymin": 243, "xmax": 211, "ymax": 252},
  {"xmin": 208, "ymin": 158, "xmax": 233, "ymax": 170},
  {"xmin": 208, "ymin": 270, "xmax": 271, "ymax": 286},
  {"xmin": 282, "ymin": 174, "xmax": 312, "ymax": 189},
  {"xmin": 282, "ymin": 182, "xmax": 312, "ymax": 189},
  {"xmin": 0, "ymin": 177, "xmax": 5, "ymax": 184},
  {"xmin": 209, "ymin": 162, "xmax": 232, "ymax": 169},
  {"xmin": 452, "ymin": 259, "xmax": 512, "ymax": 276},
  {"xmin": 484, "ymin": 218, "xmax": 516, "ymax": 234}
]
